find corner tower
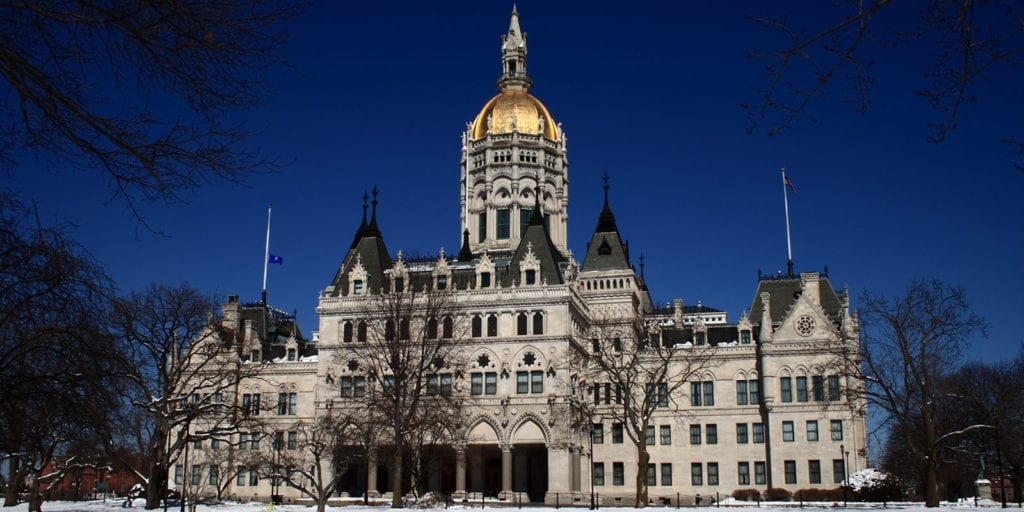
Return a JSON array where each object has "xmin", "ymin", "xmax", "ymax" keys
[{"xmin": 460, "ymin": 6, "xmax": 569, "ymax": 257}]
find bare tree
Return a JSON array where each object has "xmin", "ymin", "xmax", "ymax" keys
[
  {"xmin": 743, "ymin": 1, "xmax": 1024, "ymax": 169},
  {"xmin": 0, "ymin": 194, "xmax": 117, "ymax": 509},
  {"xmin": 109, "ymin": 283, "xmax": 260, "ymax": 509},
  {"xmin": 0, "ymin": 1, "xmax": 301, "ymax": 223},
  {"xmin": 332, "ymin": 287, "xmax": 466, "ymax": 508},
  {"xmin": 858, "ymin": 278, "xmax": 987, "ymax": 507},
  {"xmin": 577, "ymin": 309, "xmax": 719, "ymax": 507},
  {"xmin": 244, "ymin": 413, "xmax": 365, "ymax": 512}
]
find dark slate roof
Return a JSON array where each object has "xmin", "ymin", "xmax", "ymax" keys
[
  {"xmin": 659, "ymin": 325, "xmax": 745, "ymax": 347},
  {"xmin": 581, "ymin": 195, "xmax": 631, "ymax": 272},
  {"xmin": 232, "ymin": 301, "xmax": 314, "ymax": 361},
  {"xmin": 508, "ymin": 207, "xmax": 566, "ymax": 286},
  {"xmin": 649, "ymin": 303, "xmax": 725, "ymax": 316},
  {"xmin": 747, "ymin": 275, "xmax": 844, "ymax": 327},
  {"xmin": 329, "ymin": 208, "xmax": 393, "ymax": 297}
]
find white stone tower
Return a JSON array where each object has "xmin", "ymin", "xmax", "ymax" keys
[{"xmin": 460, "ymin": 5, "xmax": 570, "ymax": 256}]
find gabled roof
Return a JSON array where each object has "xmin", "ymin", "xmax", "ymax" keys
[
  {"xmin": 748, "ymin": 274, "xmax": 845, "ymax": 328},
  {"xmin": 507, "ymin": 204, "xmax": 566, "ymax": 286}
]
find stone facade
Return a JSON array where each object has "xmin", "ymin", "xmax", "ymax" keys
[{"xmin": 184, "ymin": 7, "xmax": 867, "ymax": 505}]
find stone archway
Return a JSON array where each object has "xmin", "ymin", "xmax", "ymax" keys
[
  {"xmin": 511, "ymin": 419, "xmax": 549, "ymax": 503},
  {"xmin": 464, "ymin": 420, "xmax": 503, "ymax": 499}
]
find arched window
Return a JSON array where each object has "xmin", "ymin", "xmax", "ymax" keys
[
  {"xmin": 472, "ymin": 316, "xmax": 482, "ymax": 338},
  {"xmin": 443, "ymin": 317, "xmax": 454, "ymax": 339},
  {"xmin": 426, "ymin": 318, "xmax": 438, "ymax": 340},
  {"xmin": 342, "ymin": 322, "xmax": 353, "ymax": 343},
  {"xmin": 357, "ymin": 321, "xmax": 367, "ymax": 342},
  {"xmin": 399, "ymin": 319, "xmax": 410, "ymax": 341},
  {"xmin": 385, "ymin": 320, "xmax": 396, "ymax": 341},
  {"xmin": 517, "ymin": 313, "xmax": 528, "ymax": 335},
  {"xmin": 487, "ymin": 315, "xmax": 498, "ymax": 337},
  {"xmin": 532, "ymin": 312, "xmax": 544, "ymax": 335}
]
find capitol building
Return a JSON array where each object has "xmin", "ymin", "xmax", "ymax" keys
[{"xmin": 185, "ymin": 7, "xmax": 866, "ymax": 506}]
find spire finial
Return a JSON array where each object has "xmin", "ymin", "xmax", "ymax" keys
[
  {"xmin": 602, "ymin": 171, "xmax": 610, "ymax": 204},
  {"xmin": 639, "ymin": 253, "xmax": 646, "ymax": 279},
  {"xmin": 371, "ymin": 185, "xmax": 379, "ymax": 221},
  {"xmin": 498, "ymin": 3, "xmax": 531, "ymax": 92},
  {"xmin": 360, "ymin": 191, "xmax": 369, "ymax": 228}
]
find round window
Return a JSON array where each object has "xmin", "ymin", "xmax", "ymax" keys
[{"xmin": 795, "ymin": 315, "xmax": 815, "ymax": 337}]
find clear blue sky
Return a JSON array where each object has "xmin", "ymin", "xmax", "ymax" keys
[{"xmin": 8, "ymin": 2, "xmax": 1022, "ymax": 362}]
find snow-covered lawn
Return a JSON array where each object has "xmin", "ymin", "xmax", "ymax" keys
[{"xmin": 1, "ymin": 499, "xmax": 1015, "ymax": 512}]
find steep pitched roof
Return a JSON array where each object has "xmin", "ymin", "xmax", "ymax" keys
[
  {"xmin": 329, "ymin": 192, "xmax": 393, "ymax": 296},
  {"xmin": 581, "ymin": 184, "xmax": 631, "ymax": 272},
  {"xmin": 507, "ymin": 204, "xmax": 566, "ymax": 286},
  {"xmin": 748, "ymin": 274, "xmax": 845, "ymax": 328}
]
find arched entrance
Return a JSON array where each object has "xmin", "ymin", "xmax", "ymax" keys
[
  {"xmin": 512, "ymin": 419, "xmax": 548, "ymax": 503},
  {"xmin": 465, "ymin": 421, "xmax": 503, "ymax": 498}
]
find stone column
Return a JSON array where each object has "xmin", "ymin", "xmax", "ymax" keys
[
  {"xmin": 453, "ymin": 446, "xmax": 467, "ymax": 500},
  {"xmin": 501, "ymin": 445, "xmax": 513, "ymax": 498},
  {"xmin": 367, "ymin": 449, "xmax": 380, "ymax": 498},
  {"xmin": 545, "ymin": 447, "xmax": 570, "ymax": 504}
]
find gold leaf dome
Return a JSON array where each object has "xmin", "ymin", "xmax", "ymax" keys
[{"xmin": 470, "ymin": 90, "xmax": 558, "ymax": 140}]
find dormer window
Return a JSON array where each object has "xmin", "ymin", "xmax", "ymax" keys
[
  {"xmin": 251, "ymin": 350, "xmax": 260, "ymax": 362},
  {"xmin": 394, "ymin": 277, "xmax": 404, "ymax": 293},
  {"xmin": 480, "ymin": 272, "xmax": 491, "ymax": 288},
  {"xmin": 437, "ymin": 275, "xmax": 447, "ymax": 290},
  {"xmin": 353, "ymin": 280, "xmax": 364, "ymax": 295},
  {"xmin": 740, "ymin": 330, "xmax": 751, "ymax": 344},
  {"xmin": 695, "ymin": 332, "xmax": 706, "ymax": 346},
  {"xmin": 525, "ymin": 269, "xmax": 536, "ymax": 285},
  {"xmin": 287, "ymin": 348, "xmax": 296, "ymax": 361}
]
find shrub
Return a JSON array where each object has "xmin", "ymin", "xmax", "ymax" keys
[
  {"xmin": 794, "ymin": 488, "xmax": 846, "ymax": 501},
  {"xmin": 731, "ymin": 488, "xmax": 761, "ymax": 501},
  {"xmin": 763, "ymin": 488, "xmax": 792, "ymax": 501}
]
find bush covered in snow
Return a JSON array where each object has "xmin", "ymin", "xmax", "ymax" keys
[{"xmin": 848, "ymin": 468, "xmax": 905, "ymax": 501}]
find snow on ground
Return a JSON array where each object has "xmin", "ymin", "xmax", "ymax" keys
[{"xmin": 1, "ymin": 499, "xmax": 1014, "ymax": 512}]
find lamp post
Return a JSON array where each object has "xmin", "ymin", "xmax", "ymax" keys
[
  {"xmin": 992, "ymin": 408, "xmax": 1008, "ymax": 508},
  {"xmin": 843, "ymin": 446, "xmax": 851, "ymax": 505},
  {"xmin": 840, "ymin": 444, "xmax": 847, "ymax": 507}
]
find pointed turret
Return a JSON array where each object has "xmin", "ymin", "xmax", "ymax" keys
[
  {"xmin": 330, "ymin": 188, "xmax": 393, "ymax": 297},
  {"xmin": 581, "ymin": 174, "xmax": 632, "ymax": 272},
  {"xmin": 498, "ymin": 4, "xmax": 532, "ymax": 92}
]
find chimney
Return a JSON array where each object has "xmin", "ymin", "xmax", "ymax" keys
[
  {"xmin": 759, "ymin": 291, "xmax": 773, "ymax": 343},
  {"xmin": 801, "ymin": 272, "xmax": 821, "ymax": 306},
  {"xmin": 673, "ymin": 299, "xmax": 684, "ymax": 325}
]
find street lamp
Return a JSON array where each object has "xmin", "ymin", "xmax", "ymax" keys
[
  {"xmin": 839, "ymin": 444, "xmax": 847, "ymax": 507},
  {"xmin": 844, "ymin": 446, "xmax": 851, "ymax": 505}
]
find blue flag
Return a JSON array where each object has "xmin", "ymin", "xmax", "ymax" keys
[{"xmin": 268, "ymin": 254, "xmax": 284, "ymax": 265}]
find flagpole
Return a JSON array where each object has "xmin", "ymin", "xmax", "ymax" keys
[
  {"xmin": 781, "ymin": 168, "xmax": 794, "ymax": 277},
  {"xmin": 262, "ymin": 204, "xmax": 272, "ymax": 304}
]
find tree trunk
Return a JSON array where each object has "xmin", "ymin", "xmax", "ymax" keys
[
  {"xmin": 922, "ymin": 407, "xmax": 939, "ymax": 507},
  {"xmin": 4, "ymin": 456, "xmax": 22, "ymax": 506},
  {"xmin": 392, "ymin": 449, "xmax": 404, "ymax": 508},
  {"xmin": 145, "ymin": 427, "xmax": 169, "ymax": 510},
  {"xmin": 316, "ymin": 498, "xmax": 327, "ymax": 512},
  {"xmin": 634, "ymin": 447, "xmax": 649, "ymax": 508},
  {"xmin": 27, "ymin": 483, "xmax": 42, "ymax": 512},
  {"xmin": 924, "ymin": 456, "xmax": 939, "ymax": 507},
  {"xmin": 145, "ymin": 460, "xmax": 167, "ymax": 510}
]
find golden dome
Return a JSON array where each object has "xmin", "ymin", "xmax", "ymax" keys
[{"xmin": 471, "ymin": 90, "xmax": 558, "ymax": 140}]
